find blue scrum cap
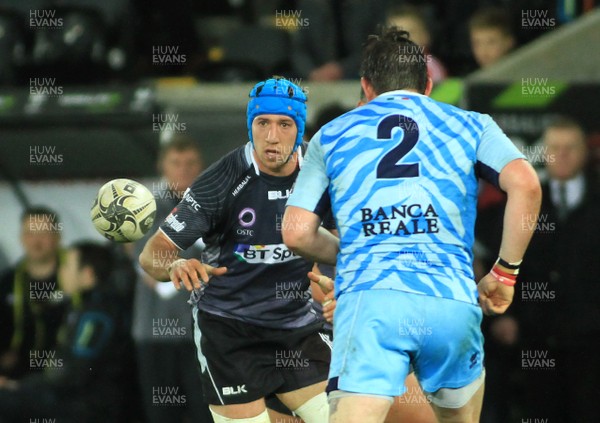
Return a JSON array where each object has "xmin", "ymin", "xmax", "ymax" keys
[{"xmin": 247, "ymin": 76, "xmax": 307, "ymax": 150}]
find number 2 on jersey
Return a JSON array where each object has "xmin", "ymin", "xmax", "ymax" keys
[{"xmin": 376, "ymin": 114, "xmax": 420, "ymax": 179}]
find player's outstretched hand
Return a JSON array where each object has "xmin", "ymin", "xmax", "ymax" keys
[
  {"xmin": 168, "ymin": 258, "xmax": 227, "ymax": 291},
  {"xmin": 477, "ymin": 273, "xmax": 514, "ymax": 316},
  {"xmin": 308, "ymin": 271, "xmax": 336, "ymax": 323}
]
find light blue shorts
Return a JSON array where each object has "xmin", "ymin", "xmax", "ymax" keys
[{"xmin": 327, "ymin": 289, "xmax": 484, "ymax": 396}]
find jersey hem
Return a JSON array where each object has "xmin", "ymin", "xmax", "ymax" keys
[
  {"xmin": 336, "ymin": 285, "xmax": 479, "ymax": 307},
  {"xmin": 198, "ymin": 305, "xmax": 325, "ymax": 331}
]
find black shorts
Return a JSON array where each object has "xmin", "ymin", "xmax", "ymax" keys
[{"xmin": 194, "ymin": 309, "xmax": 332, "ymax": 405}]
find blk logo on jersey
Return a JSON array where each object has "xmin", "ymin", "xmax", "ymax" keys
[
  {"xmin": 234, "ymin": 243, "xmax": 300, "ymax": 264},
  {"xmin": 268, "ymin": 189, "xmax": 291, "ymax": 200}
]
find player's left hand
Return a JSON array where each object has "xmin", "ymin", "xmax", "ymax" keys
[
  {"xmin": 477, "ymin": 273, "xmax": 514, "ymax": 316},
  {"xmin": 308, "ymin": 271, "xmax": 336, "ymax": 323}
]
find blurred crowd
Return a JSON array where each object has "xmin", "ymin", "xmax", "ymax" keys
[
  {"xmin": 475, "ymin": 117, "xmax": 600, "ymax": 422},
  {"xmin": 0, "ymin": 0, "xmax": 599, "ymax": 422},
  {"xmin": 1, "ymin": 119, "xmax": 598, "ymax": 422},
  {"xmin": 0, "ymin": 0, "xmax": 596, "ymax": 85},
  {"xmin": 0, "ymin": 137, "xmax": 211, "ymax": 422}
]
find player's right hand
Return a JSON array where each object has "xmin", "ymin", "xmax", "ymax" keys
[
  {"xmin": 477, "ymin": 273, "xmax": 514, "ymax": 316},
  {"xmin": 168, "ymin": 258, "xmax": 227, "ymax": 291}
]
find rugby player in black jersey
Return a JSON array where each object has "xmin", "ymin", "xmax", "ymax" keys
[{"xmin": 140, "ymin": 77, "xmax": 333, "ymax": 423}]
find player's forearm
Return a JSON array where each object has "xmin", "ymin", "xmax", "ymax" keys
[
  {"xmin": 139, "ymin": 232, "xmax": 179, "ymax": 282},
  {"xmin": 298, "ymin": 227, "xmax": 339, "ymax": 266},
  {"xmin": 285, "ymin": 226, "xmax": 339, "ymax": 266},
  {"xmin": 498, "ymin": 166, "xmax": 542, "ymax": 263},
  {"xmin": 283, "ymin": 206, "xmax": 339, "ymax": 265}
]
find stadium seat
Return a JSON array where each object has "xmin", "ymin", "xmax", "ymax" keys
[
  {"xmin": 215, "ymin": 25, "xmax": 291, "ymax": 81},
  {"xmin": 0, "ymin": 0, "xmax": 134, "ymax": 84}
]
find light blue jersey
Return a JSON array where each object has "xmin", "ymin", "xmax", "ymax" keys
[{"xmin": 287, "ymin": 90, "xmax": 525, "ymax": 305}]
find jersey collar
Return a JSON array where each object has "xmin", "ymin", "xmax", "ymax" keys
[
  {"xmin": 244, "ymin": 141, "xmax": 304, "ymax": 175},
  {"xmin": 376, "ymin": 89, "xmax": 426, "ymax": 99},
  {"xmin": 244, "ymin": 142, "xmax": 260, "ymax": 175}
]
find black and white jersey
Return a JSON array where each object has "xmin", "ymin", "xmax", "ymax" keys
[{"xmin": 160, "ymin": 142, "xmax": 331, "ymax": 329}]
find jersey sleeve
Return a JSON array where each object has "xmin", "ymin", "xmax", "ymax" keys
[
  {"xmin": 287, "ymin": 130, "xmax": 330, "ymax": 215},
  {"xmin": 475, "ymin": 114, "xmax": 526, "ymax": 189},
  {"xmin": 160, "ymin": 152, "xmax": 242, "ymax": 250}
]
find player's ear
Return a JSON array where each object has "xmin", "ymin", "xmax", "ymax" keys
[
  {"xmin": 360, "ymin": 77, "xmax": 377, "ymax": 102},
  {"xmin": 424, "ymin": 76, "xmax": 433, "ymax": 97}
]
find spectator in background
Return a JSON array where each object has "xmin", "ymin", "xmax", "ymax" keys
[
  {"xmin": 131, "ymin": 136, "xmax": 212, "ymax": 422},
  {"xmin": 291, "ymin": 0, "xmax": 386, "ymax": 81},
  {"xmin": 469, "ymin": 7, "xmax": 515, "ymax": 69},
  {"xmin": 477, "ymin": 116, "xmax": 600, "ymax": 422},
  {"xmin": 0, "ymin": 241, "xmax": 133, "ymax": 422},
  {"xmin": 516, "ymin": 116, "xmax": 600, "ymax": 421},
  {"xmin": 0, "ymin": 207, "xmax": 69, "ymax": 379},
  {"xmin": 468, "ymin": 6, "xmax": 519, "ymax": 239},
  {"xmin": 387, "ymin": 5, "xmax": 447, "ymax": 83}
]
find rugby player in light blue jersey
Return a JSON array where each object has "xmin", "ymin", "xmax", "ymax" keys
[{"xmin": 282, "ymin": 27, "xmax": 541, "ymax": 423}]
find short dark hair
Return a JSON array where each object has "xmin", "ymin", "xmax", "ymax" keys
[
  {"xmin": 71, "ymin": 241, "xmax": 113, "ymax": 283},
  {"xmin": 544, "ymin": 116, "xmax": 587, "ymax": 146},
  {"xmin": 469, "ymin": 7, "xmax": 514, "ymax": 37},
  {"xmin": 360, "ymin": 26, "xmax": 428, "ymax": 95},
  {"xmin": 21, "ymin": 206, "xmax": 60, "ymax": 225},
  {"xmin": 545, "ymin": 115, "xmax": 586, "ymax": 134},
  {"xmin": 158, "ymin": 135, "xmax": 203, "ymax": 165}
]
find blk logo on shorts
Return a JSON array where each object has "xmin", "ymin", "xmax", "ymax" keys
[{"xmin": 222, "ymin": 385, "xmax": 248, "ymax": 395}]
